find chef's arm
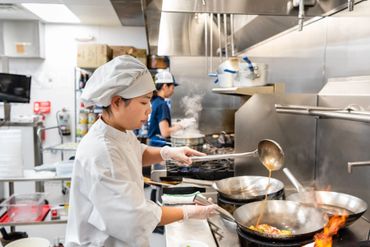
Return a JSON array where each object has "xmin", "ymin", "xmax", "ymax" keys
[
  {"xmin": 142, "ymin": 146, "xmax": 163, "ymax": 166},
  {"xmin": 159, "ymin": 120, "xmax": 181, "ymax": 138},
  {"xmin": 159, "ymin": 206, "xmax": 184, "ymax": 225}
]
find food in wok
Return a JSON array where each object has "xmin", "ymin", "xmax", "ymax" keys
[{"xmin": 248, "ymin": 224, "xmax": 293, "ymax": 236}]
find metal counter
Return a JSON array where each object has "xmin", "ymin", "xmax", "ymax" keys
[{"xmin": 165, "ymin": 219, "xmax": 217, "ymax": 247}]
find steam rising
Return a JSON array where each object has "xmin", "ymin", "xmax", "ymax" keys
[
  {"xmin": 182, "ymin": 94, "xmax": 203, "ymax": 121},
  {"xmin": 173, "ymin": 94, "xmax": 204, "ymax": 137}
]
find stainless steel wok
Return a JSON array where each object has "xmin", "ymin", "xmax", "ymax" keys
[
  {"xmin": 195, "ymin": 194, "xmax": 328, "ymax": 242},
  {"xmin": 284, "ymin": 168, "xmax": 368, "ymax": 226},
  {"xmin": 233, "ymin": 200, "xmax": 328, "ymax": 241},
  {"xmin": 212, "ymin": 176, "xmax": 285, "ymax": 201}
]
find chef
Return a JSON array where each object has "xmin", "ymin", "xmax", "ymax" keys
[
  {"xmin": 148, "ymin": 70, "xmax": 186, "ymax": 147},
  {"xmin": 65, "ymin": 55, "xmax": 218, "ymax": 247}
]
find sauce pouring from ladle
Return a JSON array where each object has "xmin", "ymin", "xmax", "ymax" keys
[{"xmin": 191, "ymin": 139, "xmax": 284, "ymax": 171}]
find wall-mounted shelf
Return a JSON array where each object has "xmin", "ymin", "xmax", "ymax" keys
[{"xmin": 212, "ymin": 83, "xmax": 284, "ymax": 96}]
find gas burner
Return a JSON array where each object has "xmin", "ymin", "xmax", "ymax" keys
[
  {"xmin": 166, "ymin": 159, "xmax": 234, "ymax": 180},
  {"xmin": 237, "ymin": 227, "xmax": 313, "ymax": 247}
]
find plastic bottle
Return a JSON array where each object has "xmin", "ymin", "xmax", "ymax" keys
[{"xmin": 57, "ymin": 108, "xmax": 71, "ymax": 136}]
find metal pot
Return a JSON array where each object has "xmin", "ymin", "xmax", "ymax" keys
[{"xmin": 170, "ymin": 133, "xmax": 205, "ymax": 147}]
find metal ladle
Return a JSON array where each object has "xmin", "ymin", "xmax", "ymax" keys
[{"xmin": 191, "ymin": 139, "xmax": 284, "ymax": 171}]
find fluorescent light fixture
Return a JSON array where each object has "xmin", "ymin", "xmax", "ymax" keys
[{"xmin": 22, "ymin": 3, "xmax": 80, "ymax": 23}]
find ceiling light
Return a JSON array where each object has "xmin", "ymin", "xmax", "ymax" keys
[{"xmin": 21, "ymin": 3, "xmax": 80, "ymax": 23}]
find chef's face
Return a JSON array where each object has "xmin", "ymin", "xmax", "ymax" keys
[
  {"xmin": 164, "ymin": 84, "xmax": 175, "ymax": 98},
  {"xmin": 119, "ymin": 92, "xmax": 153, "ymax": 130}
]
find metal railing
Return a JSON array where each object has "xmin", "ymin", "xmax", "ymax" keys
[{"xmin": 275, "ymin": 104, "xmax": 370, "ymax": 123}]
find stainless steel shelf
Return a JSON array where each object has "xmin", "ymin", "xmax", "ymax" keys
[
  {"xmin": 43, "ymin": 142, "xmax": 78, "ymax": 152},
  {"xmin": 1, "ymin": 171, "xmax": 71, "ymax": 231},
  {"xmin": 0, "ymin": 219, "xmax": 67, "ymax": 227},
  {"xmin": 0, "ymin": 175, "xmax": 71, "ymax": 183},
  {"xmin": 212, "ymin": 83, "xmax": 285, "ymax": 96}
]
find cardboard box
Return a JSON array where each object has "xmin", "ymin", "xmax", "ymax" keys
[
  {"xmin": 110, "ymin": 46, "xmax": 147, "ymax": 66},
  {"xmin": 77, "ymin": 44, "xmax": 112, "ymax": 69}
]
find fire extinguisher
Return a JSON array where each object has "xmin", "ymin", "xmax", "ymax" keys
[
  {"xmin": 37, "ymin": 114, "xmax": 46, "ymax": 142},
  {"xmin": 56, "ymin": 108, "xmax": 71, "ymax": 136}
]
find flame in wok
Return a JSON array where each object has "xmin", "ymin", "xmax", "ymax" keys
[{"xmin": 314, "ymin": 214, "xmax": 347, "ymax": 247}]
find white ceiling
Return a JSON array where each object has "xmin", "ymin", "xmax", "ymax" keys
[{"xmin": 0, "ymin": 0, "xmax": 121, "ymax": 26}]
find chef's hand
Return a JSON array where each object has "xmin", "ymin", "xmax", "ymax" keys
[
  {"xmin": 182, "ymin": 205, "xmax": 219, "ymax": 220},
  {"xmin": 160, "ymin": 146, "xmax": 205, "ymax": 166}
]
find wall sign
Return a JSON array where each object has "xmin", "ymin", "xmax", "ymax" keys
[{"xmin": 34, "ymin": 101, "xmax": 51, "ymax": 114}]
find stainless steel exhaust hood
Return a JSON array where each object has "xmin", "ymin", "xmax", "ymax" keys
[
  {"xmin": 156, "ymin": 0, "xmax": 365, "ymax": 56},
  {"xmin": 162, "ymin": 0, "xmax": 360, "ymax": 17},
  {"xmin": 157, "ymin": 12, "xmax": 223, "ymax": 56},
  {"xmin": 111, "ymin": 0, "xmax": 365, "ymax": 56}
]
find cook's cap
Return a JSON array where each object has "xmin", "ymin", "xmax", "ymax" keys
[
  {"xmin": 155, "ymin": 70, "xmax": 178, "ymax": 86},
  {"xmin": 81, "ymin": 55, "xmax": 155, "ymax": 107}
]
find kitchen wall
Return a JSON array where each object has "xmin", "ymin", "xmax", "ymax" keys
[
  {"xmin": 0, "ymin": 23, "xmax": 147, "ymax": 163},
  {"xmin": 242, "ymin": 0, "xmax": 370, "ymax": 93},
  {"xmin": 169, "ymin": 56, "xmax": 241, "ymax": 135}
]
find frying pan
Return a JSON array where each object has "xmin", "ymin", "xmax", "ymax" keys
[
  {"xmin": 212, "ymin": 176, "xmax": 284, "ymax": 201},
  {"xmin": 195, "ymin": 194, "xmax": 327, "ymax": 242},
  {"xmin": 283, "ymin": 168, "xmax": 368, "ymax": 226}
]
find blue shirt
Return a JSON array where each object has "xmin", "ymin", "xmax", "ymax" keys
[{"xmin": 148, "ymin": 96, "xmax": 172, "ymax": 146}]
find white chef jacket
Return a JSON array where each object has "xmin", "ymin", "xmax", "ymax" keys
[{"xmin": 65, "ymin": 118, "xmax": 162, "ymax": 247}]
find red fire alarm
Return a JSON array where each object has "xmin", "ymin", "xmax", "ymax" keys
[{"xmin": 34, "ymin": 101, "xmax": 51, "ymax": 114}]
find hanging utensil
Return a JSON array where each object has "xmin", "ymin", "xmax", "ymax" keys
[
  {"xmin": 223, "ymin": 13, "xmax": 228, "ymax": 59},
  {"xmin": 217, "ymin": 13, "xmax": 222, "ymax": 62},
  {"xmin": 191, "ymin": 139, "xmax": 284, "ymax": 171}
]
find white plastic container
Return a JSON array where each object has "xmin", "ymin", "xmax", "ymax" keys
[
  {"xmin": 5, "ymin": 237, "xmax": 50, "ymax": 247},
  {"xmin": 217, "ymin": 73, "xmax": 234, "ymax": 88},
  {"xmin": 1, "ymin": 193, "xmax": 46, "ymax": 222},
  {"xmin": 55, "ymin": 160, "xmax": 74, "ymax": 177},
  {"xmin": 0, "ymin": 129, "xmax": 23, "ymax": 178}
]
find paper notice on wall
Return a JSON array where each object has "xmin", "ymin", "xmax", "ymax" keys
[
  {"xmin": 15, "ymin": 42, "xmax": 31, "ymax": 55},
  {"xmin": 16, "ymin": 43, "xmax": 25, "ymax": 55},
  {"xmin": 0, "ymin": 129, "xmax": 23, "ymax": 178}
]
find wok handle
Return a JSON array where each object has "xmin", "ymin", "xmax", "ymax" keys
[
  {"xmin": 194, "ymin": 194, "xmax": 235, "ymax": 221},
  {"xmin": 191, "ymin": 150, "xmax": 258, "ymax": 162},
  {"xmin": 283, "ymin": 168, "xmax": 306, "ymax": 192}
]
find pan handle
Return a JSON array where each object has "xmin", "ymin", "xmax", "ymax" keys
[
  {"xmin": 194, "ymin": 194, "xmax": 235, "ymax": 222},
  {"xmin": 283, "ymin": 168, "xmax": 306, "ymax": 192},
  {"xmin": 191, "ymin": 149, "xmax": 258, "ymax": 162}
]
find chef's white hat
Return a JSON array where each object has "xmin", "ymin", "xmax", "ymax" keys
[{"xmin": 81, "ymin": 55, "xmax": 155, "ymax": 107}]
